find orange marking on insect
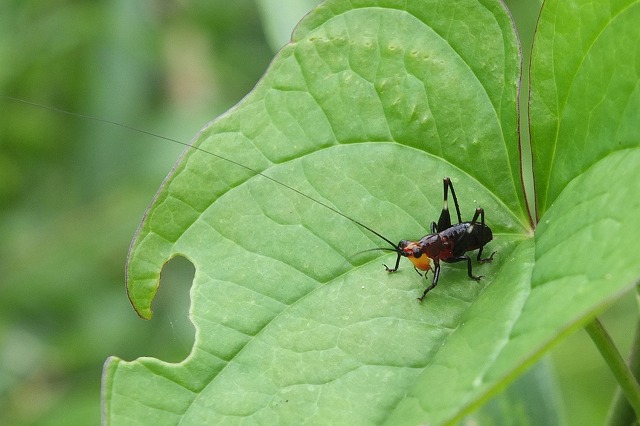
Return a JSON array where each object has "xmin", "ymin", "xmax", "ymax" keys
[{"xmin": 401, "ymin": 241, "xmax": 432, "ymax": 271}]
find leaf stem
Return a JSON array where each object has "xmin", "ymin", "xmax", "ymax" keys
[
  {"xmin": 604, "ymin": 287, "xmax": 640, "ymax": 426},
  {"xmin": 585, "ymin": 313, "xmax": 640, "ymax": 424}
]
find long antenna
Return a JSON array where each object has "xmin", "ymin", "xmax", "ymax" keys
[{"xmin": 4, "ymin": 96, "xmax": 400, "ymax": 250}]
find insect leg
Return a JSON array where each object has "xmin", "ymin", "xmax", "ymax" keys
[
  {"xmin": 413, "ymin": 266, "xmax": 425, "ymax": 277},
  {"xmin": 384, "ymin": 252, "xmax": 403, "ymax": 273},
  {"xmin": 470, "ymin": 207, "xmax": 496, "ymax": 263},
  {"xmin": 418, "ymin": 262, "xmax": 440, "ymax": 302},
  {"xmin": 436, "ymin": 177, "xmax": 463, "ymax": 231},
  {"xmin": 448, "ymin": 255, "xmax": 482, "ymax": 281},
  {"xmin": 468, "ymin": 206, "xmax": 482, "ymax": 226},
  {"xmin": 477, "ymin": 246, "xmax": 496, "ymax": 263}
]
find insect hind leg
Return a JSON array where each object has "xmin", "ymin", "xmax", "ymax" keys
[
  {"xmin": 436, "ymin": 177, "xmax": 463, "ymax": 232},
  {"xmin": 469, "ymin": 207, "xmax": 496, "ymax": 263},
  {"xmin": 477, "ymin": 245, "xmax": 496, "ymax": 263}
]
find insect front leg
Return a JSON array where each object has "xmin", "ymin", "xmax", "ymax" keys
[{"xmin": 384, "ymin": 252, "xmax": 403, "ymax": 273}]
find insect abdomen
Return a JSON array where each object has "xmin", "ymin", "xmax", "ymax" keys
[{"xmin": 446, "ymin": 223, "xmax": 493, "ymax": 257}]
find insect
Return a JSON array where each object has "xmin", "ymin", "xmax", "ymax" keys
[
  {"xmin": 382, "ymin": 177, "xmax": 495, "ymax": 301},
  {"xmin": 5, "ymin": 97, "xmax": 495, "ymax": 301}
]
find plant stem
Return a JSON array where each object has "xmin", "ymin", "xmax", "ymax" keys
[
  {"xmin": 604, "ymin": 288, "xmax": 640, "ymax": 426},
  {"xmin": 585, "ymin": 314, "xmax": 640, "ymax": 424}
]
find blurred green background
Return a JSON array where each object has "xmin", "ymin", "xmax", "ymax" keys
[{"xmin": 0, "ymin": 1, "xmax": 636, "ymax": 424}]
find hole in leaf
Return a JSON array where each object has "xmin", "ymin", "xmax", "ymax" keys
[{"xmin": 141, "ymin": 255, "xmax": 195, "ymax": 362}]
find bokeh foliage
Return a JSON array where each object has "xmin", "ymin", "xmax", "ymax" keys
[{"xmin": 1, "ymin": 1, "xmax": 274, "ymax": 424}]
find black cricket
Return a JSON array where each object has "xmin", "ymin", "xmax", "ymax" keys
[{"xmin": 383, "ymin": 177, "xmax": 496, "ymax": 301}]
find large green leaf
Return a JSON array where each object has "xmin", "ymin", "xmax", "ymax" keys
[
  {"xmin": 530, "ymin": 0, "xmax": 640, "ymax": 216},
  {"xmin": 103, "ymin": 0, "xmax": 640, "ymax": 424}
]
